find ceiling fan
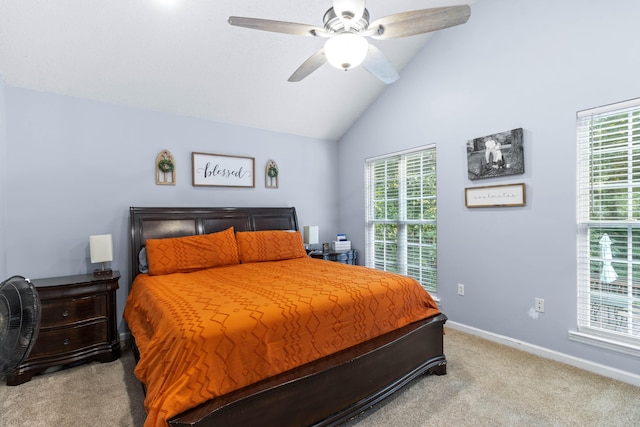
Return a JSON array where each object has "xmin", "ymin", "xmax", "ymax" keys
[{"xmin": 228, "ymin": 0, "xmax": 471, "ymax": 84}]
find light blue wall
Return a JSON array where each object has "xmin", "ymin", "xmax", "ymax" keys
[
  {"xmin": 4, "ymin": 87, "xmax": 338, "ymax": 332},
  {"xmin": 0, "ymin": 77, "xmax": 6, "ymax": 278},
  {"xmin": 337, "ymin": 0, "xmax": 640, "ymax": 375}
]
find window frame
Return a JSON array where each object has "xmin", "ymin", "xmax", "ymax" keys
[
  {"xmin": 364, "ymin": 145, "xmax": 437, "ymax": 294},
  {"xmin": 571, "ymin": 98, "xmax": 640, "ymax": 356}
]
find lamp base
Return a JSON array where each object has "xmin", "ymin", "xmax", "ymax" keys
[{"xmin": 93, "ymin": 269, "xmax": 113, "ymax": 278}]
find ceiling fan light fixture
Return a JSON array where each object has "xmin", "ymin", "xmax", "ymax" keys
[{"xmin": 324, "ymin": 33, "xmax": 368, "ymax": 70}]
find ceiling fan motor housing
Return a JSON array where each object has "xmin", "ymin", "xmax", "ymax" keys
[{"xmin": 323, "ymin": 7, "xmax": 370, "ymax": 34}]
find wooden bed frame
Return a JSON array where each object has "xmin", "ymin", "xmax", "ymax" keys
[{"xmin": 128, "ymin": 206, "xmax": 447, "ymax": 427}]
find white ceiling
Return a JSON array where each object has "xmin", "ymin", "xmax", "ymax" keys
[{"xmin": 0, "ymin": 0, "xmax": 474, "ymax": 141}]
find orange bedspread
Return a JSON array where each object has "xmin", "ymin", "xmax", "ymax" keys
[{"xmin": 124, "ymin": 257, "xmax": 440, "ymax": 427}]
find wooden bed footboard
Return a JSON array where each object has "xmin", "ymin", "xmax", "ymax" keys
[{"xmin": 168, "ymin": 313, "xmax": 447, "ymax": 427}]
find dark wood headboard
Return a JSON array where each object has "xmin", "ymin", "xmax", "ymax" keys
[{"xmin": 129, "ymin": 206, "xmax": 299, "ymax": 284}]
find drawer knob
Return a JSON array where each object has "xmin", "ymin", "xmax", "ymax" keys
[
  {"xmin": 63, "ymin": 338, "xmax": 71, "ymax": 346},
  {"xmin": 62, "ymin": 310, "xmax": 70, "ymax": 318}
]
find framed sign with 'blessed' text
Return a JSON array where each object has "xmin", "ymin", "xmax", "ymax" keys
[{"xmin": 192, "ymin": 152, "xmax": 255, "ymax": 188}]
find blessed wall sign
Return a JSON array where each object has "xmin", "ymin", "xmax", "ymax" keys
[{"xmin": 192, "ymin": 152, "xmax": 255, "ymax": 187}]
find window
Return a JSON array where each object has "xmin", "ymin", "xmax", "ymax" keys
[
  {"xmin": 365, "ymin": 145, "xmax": 437, "ymax": 294},
  {"xmin": 574, "ymin": 98, "xmax": 640, "ymax": 354}
]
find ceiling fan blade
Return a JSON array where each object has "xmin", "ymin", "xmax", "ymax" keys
[
  {"xmin": 228, "ymin": 16, "xmax": 329, "ymax": 37},
  {"xmin": 368, "ymin": 5, "xmax": 471, "ymax": 39},
  {"xmin": 288, "ymin": 49, "xmax": 328, "ymax": 82},
  {"xmin": 362, "ymin": 44, "xmax": 399, "ymax": 84}
]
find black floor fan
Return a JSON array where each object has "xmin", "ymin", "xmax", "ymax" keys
[{"xmin": 0, "ymin": 276, "xmax": 41, "ymax": 376}]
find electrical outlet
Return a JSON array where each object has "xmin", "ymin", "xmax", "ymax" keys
[
  {"xmin": 457, "ymin": 284, "xmax": 465, "ymax": 296},
  {"xmin": 535, "ymin": 298, "xmax": 544, "ymax": 313}
]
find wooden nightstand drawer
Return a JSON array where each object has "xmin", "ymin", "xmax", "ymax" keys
[
  {"xmin": 41, "ymin": 294, "xmax": 107, "ymax": 326},
  {"xmin": 28, "ymin": 321, "xmax": 108, "ymax": 359},
  {"xmin": 5, "ymin": 271, "xmax": 121, "ymax": 386}
]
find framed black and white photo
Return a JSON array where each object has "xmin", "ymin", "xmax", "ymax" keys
[
  {"xmin": 465, "ymin": 183, "xmax": 526, "ymax": 208},
  {"xmin": 192, "ymin": 152, "xmax": 255, "ymax": 187},
  {"xmin": 467, "ymin": 128, "xmax": 524, "ymax": 180}
]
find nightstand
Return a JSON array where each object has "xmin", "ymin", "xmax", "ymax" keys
[
  {"xmin": 310, "ymin": 249, "xmax": 357, "ymax": 265},
  {"xmin": 5, "ymin": 272, "xmax": 121, "ymax": 386}
]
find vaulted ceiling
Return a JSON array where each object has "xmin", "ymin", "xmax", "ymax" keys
[{"xmin": 0, "ymin": 0, "xmax": 475, "ymax": 141}]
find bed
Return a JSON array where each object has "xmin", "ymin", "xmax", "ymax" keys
[{"xmin": 125, "ymin": 206, "xmax": 447, "ymax": 427}]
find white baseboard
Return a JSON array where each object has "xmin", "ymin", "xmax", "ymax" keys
[{"xmin": 446, "ymin": 321, "xmax": 640, "ymax": 388}]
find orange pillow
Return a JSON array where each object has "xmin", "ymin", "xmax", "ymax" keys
[
  {"xmin": 146, "ymin": 227, "xmax": 240, "ymax": 275},
  {"xmin": 236, "ymin": 230, "xmax": 307, "ymax": 263}
]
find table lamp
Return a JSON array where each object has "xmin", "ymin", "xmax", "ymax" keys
[
  {"xmin": 90, "ymin": 234, "xmax": 113, "ymax": 277},
  {"xmin": 303, "ymin": 225, "xmax": 319, "ymax": 251}
]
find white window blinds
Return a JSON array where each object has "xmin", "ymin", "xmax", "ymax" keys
[
  {"xmin": 365, "ymin": 145, "xmax": 437, "ymax": 293},
  {"xmin": 576, "ymin": 99, "xmax": 640, "ymax": 346}
]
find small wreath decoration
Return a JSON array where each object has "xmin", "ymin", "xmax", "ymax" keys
[
  {"xmin": 158, "ymin": 159, "xmax": 174, "ymax": 174},
  {"xmin": 267, "ymin": 165, "xmax": 278, "ymax": 178}
]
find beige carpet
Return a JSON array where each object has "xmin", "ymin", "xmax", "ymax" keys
[
  {"xmin": 0, "ymin": 347, "xmax": 146, "ymax": 427},
  {"xmin": 1, "ymin": 328, "xmax": 639, "ymax": 426}
]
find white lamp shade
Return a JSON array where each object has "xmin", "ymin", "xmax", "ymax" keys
[
  {"xmin": 324, "ymin": 33, "xmax": 368, "ymax": 70},
  {"xmin": 90, "ymin": 234, "xmax": 113, "ymax": 264},
  {"xmin": 303, "ymin": 226, "xmax": 320, "ymax": 245}
]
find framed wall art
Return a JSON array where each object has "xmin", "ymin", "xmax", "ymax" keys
[
  {"xmin": 465, "ymin": 183, "xmax": 526, "ymax": 208},
  {"xmin": 467, "ymin": 128, "xmax": 524, "ymax": 180},
  {"xmin": 192, "ymin": 152, "xmax": 255, "ymax": 187},
  {"xmin": 265, "ymin": 159, "xmax": 279, "ymax": 189},
  {"xmin": 156, "ymin": 149, "xmax": 176, "ymax": 185}
]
